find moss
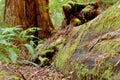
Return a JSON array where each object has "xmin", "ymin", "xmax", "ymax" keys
[
  {"xmin": 40, "ymin": 49, "xmax": 54, "ymax": 57},
  {"xmin": 62, "ymin": 1, "xmax": 75, "ymax": 12},
  {"xmin": 54, "ymin": 1, "xmax": 120, "ymax": 78},
  {"xmin": 47, "ymin": 39, "xmax": 63, "ymax": 49},
  {"xmin": 73, "ymin": 18, "xmax": 81, "ymax": 26},
  {"xmin": 35, "ymin": 44, "xmax": 44, "ymax": 51},
  {"xmin": 37, "ymin": 38, "xmax": 63, "ymax": 66},
  {"xmin": 67, "ymin": 1, "xmax": 75, "ymax": 7},
  {"xmin": 63, "ymin": 4, "xmax": 72, "ymax": 11},
  {"xmin": 81, "ymin": 5, "xmax": 94, "ymax": 13},
  {"xmin": 38, "ymin": 56, "xmax": 49, "ymax": 66},
  {"xmin": 95, "ymin": 38, "xmax": 120, "ymax": 57},
  {"xmin": 54, "ymin": 26, "xmax": 87, "ymax": 74},
  {"xmin": 95, "ymin": 1, "xmax": 120, "ymax": 31},
  {"xmin": 100, "ymin": 0, "xmax": 118, "ymax": 5},
  {"xmin": 71, "ymin": 61, "xmax": 113, "ymax": 80},
  {"xmin": 54, "ymin": 41, "xmax": 78, "ymax": 74},
  {"xmin": 73, "ymin": 62, "xmax": 89, "ymax": 79},
  {"xmin": 77, "ymin": 1, "xmax": 120, "ymax": 36}
]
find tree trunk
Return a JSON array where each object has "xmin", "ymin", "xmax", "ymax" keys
[{"xmin": 4, "ymin": 0, "xmax": 54, "ymax": 39}]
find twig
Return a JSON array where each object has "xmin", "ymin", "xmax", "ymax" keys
[
  {"xmin": 88, "ymin": 36, "xmax": 101, "ymax": 52},
  {"xmin": 17, "ymin": 70, "xmax": 27, "ymax": 80},
  {"xmin": 17, "ymin": 60, "xmax": 39, "ymax": 67}
]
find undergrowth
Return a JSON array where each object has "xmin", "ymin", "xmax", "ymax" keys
[{"xmin": 0, "ymin": 26, "xmax": 40, "ymax": 63}]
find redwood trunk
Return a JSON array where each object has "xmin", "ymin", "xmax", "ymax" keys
[{"xmin": 4, "ymin": 0, "xmax": 54, "ymax": 39}]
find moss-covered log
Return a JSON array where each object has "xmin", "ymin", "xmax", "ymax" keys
[{"xmin": 36, "ymin": 1, "xmax": 120, "ymax": 79}]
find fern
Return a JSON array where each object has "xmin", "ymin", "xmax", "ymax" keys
[
  {"xmin": 19, "ymin": 27, "xmax": 41, "ymax": 41},
  {"xmin": 24, "ymin": 44, "xmax": 35, "ymax": 57},
  {"xmin": 0, "ymin": 26, "xmax": 41, "ymax": 63},
  {"xmin": 7, "ymin": 48, "xmax": 17, "ymax": 63}
]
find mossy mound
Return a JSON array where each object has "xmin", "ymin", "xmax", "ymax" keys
[
  {"xmin": 36, "ymin": 0, "xmax": 120, "ymax": 79},
  {"xmin": 54, "ymin": 1, "xmax": 120, "ymax": 79}
]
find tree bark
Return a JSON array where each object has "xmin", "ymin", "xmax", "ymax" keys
[{"xmin": 4, "ymin": 0, "xmax": 54, "ymax": 39}]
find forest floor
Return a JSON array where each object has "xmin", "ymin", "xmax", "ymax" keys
[
  {"xmin": 0, "ymin": 63, "xmax": 69, "ymax": 80},
  {"xmin": 0, "ymin": 1, "xmax": 119, "ymax": 80}
]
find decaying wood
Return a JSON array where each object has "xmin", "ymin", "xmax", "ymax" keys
[{"xmin": 61, "ymin": 1, "xmax": 100, "ymax": 29}]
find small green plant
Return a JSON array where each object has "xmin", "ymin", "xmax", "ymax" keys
[
  {"xmin": 38, "ymin": 38, "xmax": 63, "ymax": 66},
  {"xmin": 0, "ymin": 26, "xmax": 40, "ymax": 63}
]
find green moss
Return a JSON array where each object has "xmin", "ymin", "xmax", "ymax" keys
[
  {"xmin": 73, "ymin": 62, "xmax": 89, "ymax": 79},
  {"xmin": 71, "ymin": 61, "xmax": 113, "ymax": 80},
  {"xmin": 54, "ymin": 1, "xmax": 120, "ymax": 78},
  {"xmin": 37, "ymin": 38, "xmax": 63, "ymax": 66},
  {"xmin": 40, "ymin": 49, "xmax": 54, "ymax": 57},
  {"xmin": 47, "ymin": 39, "xmax": 63, "ymax": 49},
  {"xmin": 35, "ymin": 43, "xmax": 44, "ymax": 51},
  {"xmin": 63, "ymin": 4, "xmax": 72, "ymax": 11},
  {"xmin": 67, "ymin": 1, "xmax": 75, "ymax": 7},
  {"xmin": 95, "ymin": 1, "xmax": 120, "ymax": 31},
  {"xmin": 73, "ymin": 18, "xmax": 81, "ymax": 26},
  {"xmin": 54, "ymin": 26, "xmax": 87, "ymax": 74},
  {"xmin": 101, "ymin": 0, "xmax": 118, "ymax": 5},
  {"xmin": 54, "ymin": 41, "xmax": 77, "ymax": 74},
  {"xmin": 62, "ymin": 1, "xmax": 76, "ymax": 11},
  {"xmin": 81, "ymin": 5, "xmax": 94, "ymax": 13},
  {"xmin": 39, "ymin": 56, "xmax": 49, "ymax": 66},
  {"xmin": 95, "ymin": 38, "xmax": 120, "ymax": 57}
]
